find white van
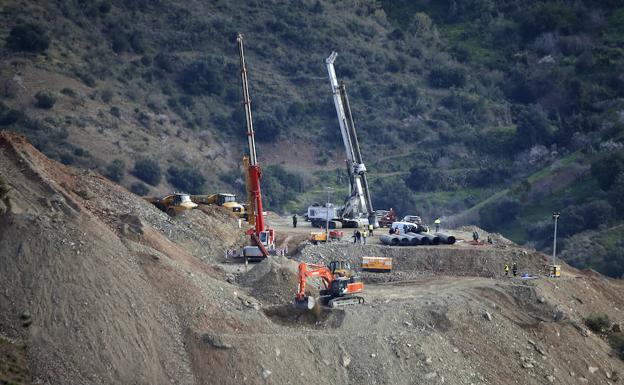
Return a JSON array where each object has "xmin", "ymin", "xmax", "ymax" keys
[{"xmin": 391, "ymin": 221, "xmax": 421, "ymax": 235}]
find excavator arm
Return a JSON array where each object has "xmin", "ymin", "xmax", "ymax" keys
[
  {"xmin": 294, "ymin": 262, "xmax": 364, "ymax": 310},
  {"xmin": 295, "ymin": 262, "xmax": 334, "ymax": 310}
]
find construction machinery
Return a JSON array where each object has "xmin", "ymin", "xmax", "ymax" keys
[
  {"xmin": 361, "ymin": 256, "xmax": 393, "ymax": 272},
  {"xmin": 376, "ymin": 208, "xmax": 396, "ymax": 228},
  {"xmin": 309, "ymin": 230, "xmax": 344, "ymax": 244},
  {"xmin": 307, "ymin": 51, "xmax": 377, "ymax": 229},
  {"xmin": 236, "ymin": 34, "xmax": 276, "ymax": 260},
  {"xmin": 144, "ymin": 193, "xmax": 197, "ymax": 216},
  {"xmin": 190, "ymin": 193, "xmax": 245, "ymax": 218},
  {"xmin": 294, "ymin": 261, "xmax": 364, "ymax": 310}
]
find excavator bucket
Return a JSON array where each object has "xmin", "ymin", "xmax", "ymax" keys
[{"xmin": 294, "ymin": 296, "xmax": 316, "ymax": 311}]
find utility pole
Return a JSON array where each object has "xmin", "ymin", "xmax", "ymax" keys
[
  {"xmin": 552, "ymin": 212, "xmax": 560, "ymax": 274},
  {"xmin": 325, "ymin": 187, "xmax": 333, "ymax": 242}
]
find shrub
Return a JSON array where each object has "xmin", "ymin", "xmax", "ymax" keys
[
  {"xmin": 101, "ymin": 89, "xmax": 114, "ymax": 103},
  {"xmin": 177, "ymin": 60, "xmax": 224, "ymax": 96},
  {"xmin": 110, "ymin": 106, "xmax": 121, "ymax": 118},
  {"xmin": 0, "ymin": 102, "xmax": 21, "ymax": 126},
  {"xmin": 585, "ymin": 314, "xmax": 610, "ymax": 333},
  {"xmin": 428, "ymin": 65, "xmax": 467, "ymax": 88},
  {"xmin": 515, "ymin": 105, "xmax": 554, "ymax": 149},
  {"xmin": 133, "ymin": 158, "xmax": 161, "ymax": 185},
  {"xmin": 105, "ymin": 159, "xmax": 125, "ymax": 182},
  {"xmin": 166, "ymin": 166, "xmax": 205, "ymax": 194},
  {"xmin": 34, "ymin": 91, "xmax": 57, "ymax": 109},
  {"xmin": 609, "ymin": 333, "xmax": 624, "ymax": 360},
  {"xmin": 479, "ymin": 197, "xmax": 521, "ymax": 231},
  {"xmin": 591, "ymin": 152, "xmax": 624, "ymax": 191},
  {"xmin": 60, "ymin": 88, "xmax": 75, "ymax": 97},
  {"xmin": 6, "ymin": 23, "xmax": 50, "ymax": 53},
  {"xmin": 130, "ymin": 182, "xmax": 150, "ymax": 196}
]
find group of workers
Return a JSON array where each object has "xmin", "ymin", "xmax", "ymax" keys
[
  {"xmin": 504, "ymin": 262, "xmax": 518, "ymax": 277},
  {"xmin": 352, "ymin": 224, "xmax": 374, "ymax": 244}
]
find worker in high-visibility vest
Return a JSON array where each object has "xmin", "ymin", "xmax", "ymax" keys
[
  {"xmin": 434, "ymin": 218, "xmax": 441, "ymax": 232},
  {"xmin": 504, "ymin": 264, "xmax": 510, "ymax": 277},
  {"xmin": 368, "ymin": 223, "xmax": 374, "ymax": 236}
]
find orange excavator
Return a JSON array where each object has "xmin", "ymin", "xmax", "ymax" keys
[{"xmin": 294, "ymin": 261, "xmax": 365, "ymax": 310}]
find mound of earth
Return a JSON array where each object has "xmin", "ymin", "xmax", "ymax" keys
[{"xmin": 1, "ymin": 132, "xmax": 624, "ymax": 385}]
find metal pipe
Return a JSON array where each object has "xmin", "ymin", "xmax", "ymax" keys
[
  {"xmin": 435, "ymin": 232, "xmax": 456, "ymax": 245},
  {"xmin": 420, "ymin": 233, "xmax": 440, "ymax": 245},
  {"xmin": 401, "ymin": 233, "xmax": 421, "ymax": 246},
  {"xmin": 406, "ymin": 232, "xmax": 430, "ymax": 245},
  {"xmin": 380, "ymin": 234, "xmax": 400, "ymax": 246},
  {"xmin": 396, "ymin": 235, "xmax": 411, "ymax": 246}
]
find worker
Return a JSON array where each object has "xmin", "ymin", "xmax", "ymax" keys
[
  {"xmin": 487, "ymin": 235, "xmax": 493, "ymax": 244},
  {"xmin": 368, "ymin": 223, "xmax": 374, "ymax": 236},
  {"xmin": 389, "ymin": 227, "xmax": 395, "ymax": 235},
  {"xmin": 362, "ymin": 228, "xmax": 368, "ymax": 244},
  {"xmin": 352, "ymin": 230, "xmax": 358, "ymax": 244},
  {"xmin": 292, "ymin": 214, "xmax": 298, "ymax": 228},
  {"xmin": 512, "ymin": 262, "xmax": 518, "ymax": 277},
  {"xmin": 355, "ymin": 230, "xmax": 362, "ymax": 244},
  {"xmin": 434, "ymin": 217, "xmax": 441, "ymax": 232},
  {"xmin": 504, "ymin": 263, "xmax": 510, "ymax": 277},
  {"xmin": 473, "ymin": 231, "xmax": 479, "ymax": 242}
]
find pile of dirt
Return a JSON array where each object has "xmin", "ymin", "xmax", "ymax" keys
[{"xmin": 238, "ymin": 256, "xmax": 301, "ymax": 305}]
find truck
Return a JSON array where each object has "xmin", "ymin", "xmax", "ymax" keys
[
  {"xmin": 306, "ymin": 51, "xmax": 378, "ymax": 229},
  {"xmin": 190, "ymin": 193, "xmax": 245, "ymax": 218}
]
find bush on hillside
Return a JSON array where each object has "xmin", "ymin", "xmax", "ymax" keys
[
  {"xmin": 591, "ymin": 152, "xmax": 624, "ymax": 191},
  {"xmin": 428, "ymin": 65, "xmax": 466, "ymax": 88},
  {"xmin": 479, "ymin": 197, "xmax": 521, "ymax": 231},
  {"xmin": 515, "ymin": 105, "xmax": 554, "ymax": 149},
  {"xmin": 167, "ymin": 167, "xmax": 205, "ymax": 194},
  {"xmin": 261, "ymin": 165, "xmax": 305, "ymax": 210},
  {"xmin": 6, "ymin": 24, "xmax": 50, "ymax": 53},
  {"xmin": 130, "ymin": 182, "xmax": 150, "ymax": 196},
  {"xmin": 0, "ymin": 102, "xmax": 21, "ymax": 126},
  {"xmin": 34, "ymin": 91, "xmax": 57, "ymax": 109},
  {"xmin": 105, "ymin": 159, "xmax": 125, "ymax": 182},
  {"xmin": 177, "ymin": 60, "xmax": 224, "ymax": 96},
  {"xmin": 405, "ymin": 167, "xmax": 437, "ymax": 192},
  {"xmin": 608, "ymin": 173, "xmax": 624, "ymax": 217},
  {"xmin": 133, "ymin": 158, "xmax": 161, "ymax": 186},
  {"xmin": 609, "ymin": 333, "xmax": 624, "ymax": 360},
  {"xmin": 585, "ymin": 314, "xmax": 610, "ymax": 333}
]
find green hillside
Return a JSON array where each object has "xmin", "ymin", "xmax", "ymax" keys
[{"xmin": 0, "ymin": 0, "xmax": 623, "ymax": 276}]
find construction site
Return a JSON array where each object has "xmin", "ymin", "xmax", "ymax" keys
[{"xmin": 1, "ymin": 34, "xmax": 624, "ymax": 385}]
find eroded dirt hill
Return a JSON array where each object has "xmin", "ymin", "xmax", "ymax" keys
[{"xmin": 1, "ymin": 131, "xmax": 623, "ymax": 385}]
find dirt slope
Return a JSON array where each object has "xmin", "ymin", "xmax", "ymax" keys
[{"xmin": 1, "ymin": 131, "xmax": 623, "ymax": 385}]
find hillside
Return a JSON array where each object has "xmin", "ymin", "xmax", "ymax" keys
[
  {"xmin": 1, "ymin": 131, "xmax": 624, "ymax": 384},
  {"xmin": 0, "ymin": 0, "xmax": 623, "ymax": 276}
]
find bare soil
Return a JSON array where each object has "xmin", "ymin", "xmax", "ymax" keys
[{"xmin": 1, "ymin": 132, "xmax": 623, "ymax": 385}]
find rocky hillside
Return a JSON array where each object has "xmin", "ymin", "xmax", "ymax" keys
[{"xmin": 0, "ymin": 0, "xmax": 623, "ymax": 275}]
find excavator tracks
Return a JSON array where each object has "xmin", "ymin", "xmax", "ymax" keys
[{"xmin": 327, "ymin": 296, "xmax": 365, "ymax": 308}]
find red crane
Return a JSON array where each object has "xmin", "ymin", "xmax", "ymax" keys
[{"xmin": 237, "ymin": 34, "xmax": 275, "ymax": 259}]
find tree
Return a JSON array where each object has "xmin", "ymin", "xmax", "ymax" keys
[
  {"xmin": 130, "ymin": 182, "xmax": 150, "ymax": 196},
  {"xmin": 428, "ymin": 65, "xmax": 466, "ymax": 88},
  {"xmin": 167, "ymin": 167, "xmax": 206, "ymax": 194},
  {"xmin": 133, "ymin": 158, "xmax": 161, "ymax": 186},
  {"xmin": 177, "ymin": 60, "xmax": 224, "ymax": 96},
  {"xmin": 591, "ymin": 152, "xmax": 624, "ymax": 191},
  {"xmin": 515, "ymin": 105, "xmax": 553, "ymax": 149},
  {"xmin": 608, "ymin": 172, "xmax": 624, "ymax": 217},
  {"xmin": 6, "ymin": 24, "xmax": 50, "ymax": 53},
  {"xmin": 479, "ymin": 197, "xmax": 521, "ymax": 231},
  {"xmin": 405, "ymin": 167, "xmax": 437, "ymax": 192}
]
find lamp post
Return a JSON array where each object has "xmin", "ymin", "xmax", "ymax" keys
[{"xmin": 552, "ymin": 212, "xmax": 560, "ymax": 270}]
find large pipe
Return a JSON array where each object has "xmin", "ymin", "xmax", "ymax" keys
[
  {"xmin": 435, "ymin": 232, "xmax": 456, "ymax": 245},
  {"xmin": 401, "ymin": 233, "xmax": 421, "ymax": 246},
  {"xmin": 380, "ymin": 234, "xmax": 400, "ymax": 246},
  {"xmin": 406, "ymin": 232, "xmax": 430, "ymax": 245},
  {"xmin": 421, "ymin": 233, "xmax": 440, "ymax": 245},
  {"xmin": 396, "ymin": 235, "xmax": 411, "ymax": 246}
]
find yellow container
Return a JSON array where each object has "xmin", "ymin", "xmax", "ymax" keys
[{"xmin": 362, "ymin": 256, "xmax": 393, "ymax": 272}]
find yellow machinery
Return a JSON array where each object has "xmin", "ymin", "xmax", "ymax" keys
[
  {"xmin": 191, "ymin": 193, "xmax": 245, "ymax": 218},
  {"xmin": 144, "ymin": 193, "xmax": 198, "ymax": 216},
  {"xmin": 549, "ymin": 264, "xmax": 561, "ymax": 277},
  {"xmin": 362, "ymin": 256, "xmax": 393, "ymax": 272},
  {"xmin": 310, "ymin": 230, "xmax": 344, "ymax": 245}
]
